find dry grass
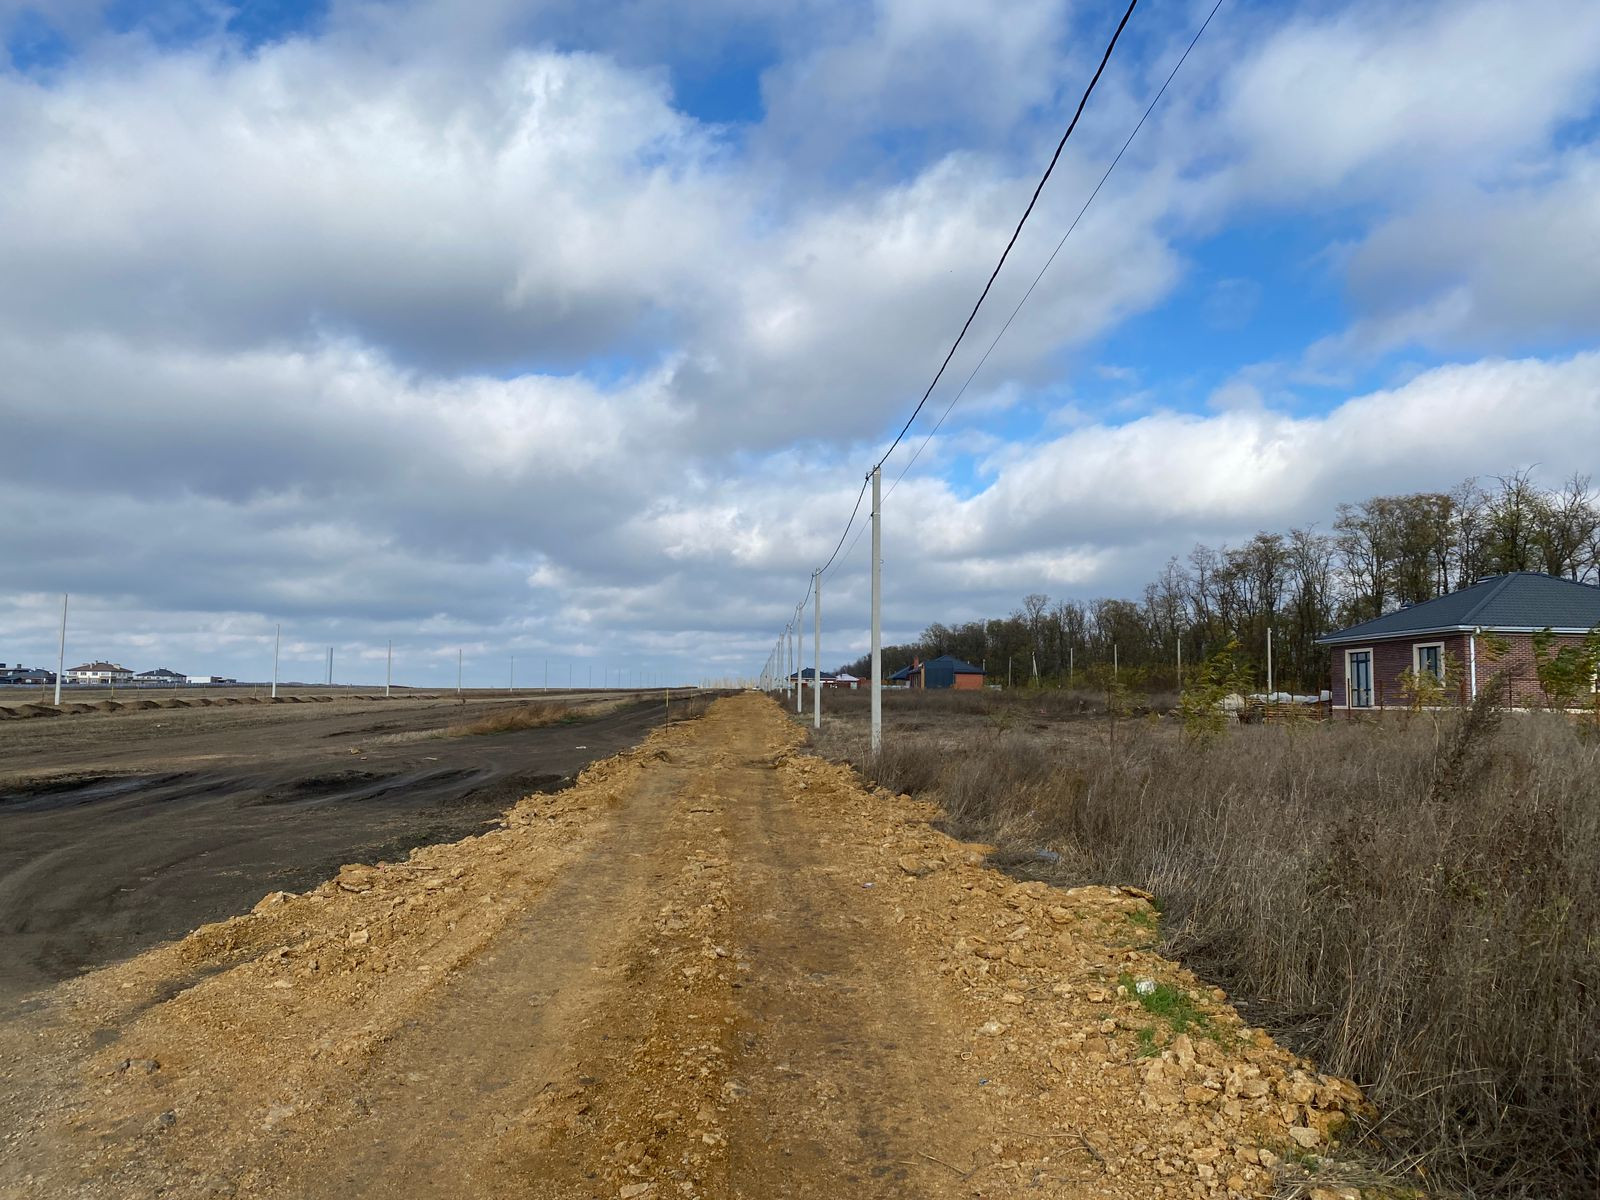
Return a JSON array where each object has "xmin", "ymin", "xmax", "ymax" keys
[
  {"xmin": 446, "ymin": 700, "xmax": 597, "ymax": 737},
  {"xmin": 811, "ymin": 690, "xmax": 1600, "ymax": 1198},
  {"xmin": 445, "ymin": 693, "xmax": 719, "ymax": 739}
]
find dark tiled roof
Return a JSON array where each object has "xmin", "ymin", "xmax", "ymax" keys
[
  {"xmin": 1317, "ymin": 573, "xmax": 1600, "ymax": 644},
  {"xmin": 918, "ymin": 654, "xmax": 984, "ymax": 674}
]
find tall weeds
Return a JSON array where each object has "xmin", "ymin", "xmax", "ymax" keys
[{"xmin": 821, "ymin": 700, "xmax": 1600, "ymax": 1197}]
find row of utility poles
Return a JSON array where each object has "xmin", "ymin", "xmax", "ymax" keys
[
  {"xmin": 758, "ymin": 465, "xmax": 1293, "ymax": 753},
  {"xmin": 761, "ymin": 467, "xmax": 883, "ymax": 752},
  {"xmin": 37, "ymin": 594, "xmax": 672, "ymax": 701}
]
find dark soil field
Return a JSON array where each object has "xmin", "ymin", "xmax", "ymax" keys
[{"xmin": 0, "ymin": 691, "xmax": 696, "ymax": 1012}]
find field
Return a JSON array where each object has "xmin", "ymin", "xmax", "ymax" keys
[
  {"xmin": 3, "ymin": 686, "xmax": 1591, "ymax": 1198},
  {"xmin": 807, "ymin": 685, "xmax": 1600, "ymax": 1198},
  {"xmin": 0, "ymin": 689, "xmax": 694, "ymax": 1010},
  {"xmin": 3, "ymin": 692, "xmax": 1384, "ymax": 1200}
]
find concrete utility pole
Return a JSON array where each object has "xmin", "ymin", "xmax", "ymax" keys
[
  {"xmin": 327, "ymin": 646, "xmax": 333, "ymax": 687},
  {"xmin": 457, "ymin": 648, "xmax": 463, "ymax": 697},
  {"xmin": 272, "ymin": 624, "xmax": 281, "ymax": 700},
  {"xmin": 812, "ymin": 567, "xmax": 821, "ymax": 730},
  {"xmin": 510, "ymin": 656, "xmax": 515, "ymax": 692},
  {"xmin": 870, "ymin": 466, "xmax": 882, "ymax": 755},
  {"xmin": 54, "ymin": 593, "xmax": 68, "ymax": 705},
  {"xmin": 1176, "ymin": 635, "xmax": 1182, "ymax": 688},
  {"xmin": 794, "ymin": 605, "xmax": 803, "ymax": 714},
  {"xmin": 385, "ymin": 640, "xmax": 392, "ymax": 698},
  {"xmin": 1266, "ymin": 626, "xmax": 1274, "ymax": 698},
  {"xmin": 543, "ymin": 658, "xmax": 548, "ymax": 692}
]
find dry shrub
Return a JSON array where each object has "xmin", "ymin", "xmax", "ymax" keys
[
  {"xmin": 446, "ymin": 702, "xmax": 574, "ymax": 737},
  {"xmin": 826, "ymin": 704, "xmax": 1600, "ymax": 1198}
]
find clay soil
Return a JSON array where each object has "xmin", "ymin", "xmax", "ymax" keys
[
  {"xmin": 0, "ymin": 694, "xmax": 1369, "ymax": 1199},
  {"xmin": 0, "ymin": 690, "xmax": 677, "ymax": 1010}
]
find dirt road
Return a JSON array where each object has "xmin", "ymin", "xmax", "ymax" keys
[{"xmin": 0, "ymin": 695, "xmax": 1365, "ymax": 1199}]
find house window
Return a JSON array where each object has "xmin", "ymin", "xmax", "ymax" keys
[
  {"xmin": 1414, "ymin": 642, "xmax": 1445, "ymax": 682},
  {"xmin": 1346, "ymin": 649, "xmax": 1373, "ymax": 708}
]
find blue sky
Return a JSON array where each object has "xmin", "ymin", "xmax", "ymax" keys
[{"xmin": 2, "ymin": 0, "xmax": 1599, "ymax": 684}]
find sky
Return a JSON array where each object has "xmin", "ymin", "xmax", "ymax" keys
[{"xmin": 2, "ymin": 0, "xmax": 1599, "ymax": 687}]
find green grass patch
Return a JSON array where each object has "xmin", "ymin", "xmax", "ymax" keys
[
  {"xmin": 1125, "ymin": 907, "xmax": 1158, "ymax": 932},
  {"xmin": 1119, "ymin": 972, "xmax": 1211, "ymax": 1035}
]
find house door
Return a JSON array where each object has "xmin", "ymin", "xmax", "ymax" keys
[{"xmin": 1347, "ymin": 650, "xmax": 1373, "ymax": 708}]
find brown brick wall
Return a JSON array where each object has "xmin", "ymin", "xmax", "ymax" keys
[{"xmin": 1331, "ymin": 631, "xmax": 1595, "ymax": 708}]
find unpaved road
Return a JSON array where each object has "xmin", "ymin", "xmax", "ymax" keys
[
  {"xmin": 0, "ymin": 695, "xmax": 1366, "ymax": 1199},
  {"xmin": 0, "ymin": 692, "xmax": 684, "ymax": 1010}
]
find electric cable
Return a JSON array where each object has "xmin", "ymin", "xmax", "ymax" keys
[
  {"xmin": 885, "ymin": 0, "xmax": 1225, "ymax": 500},
  {"xmin": 871, "ymin": 0, "xmax": 1140, "ymax": 474}
]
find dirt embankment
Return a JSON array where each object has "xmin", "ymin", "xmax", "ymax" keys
[{"xmin": 0, "ymin": 695, "xmax": 1370, "ymax": 1199}]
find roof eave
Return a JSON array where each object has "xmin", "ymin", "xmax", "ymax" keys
[{"xmin": 1316, "ymin": 624, "xmax": 1598, "ymax": 646}]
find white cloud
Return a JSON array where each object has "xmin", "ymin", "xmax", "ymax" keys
[
  {"xmin": 4, "ymin": 0, "xmax": 1600, "ymax": 683},
  {"xmin": 1217, "ymin": 0, "xmax": 1600, "ymax": 201}
]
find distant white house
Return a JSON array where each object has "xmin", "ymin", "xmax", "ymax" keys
[{"xmin": 66, "ymin": 661, "xmax": 133, "ymax": 683}]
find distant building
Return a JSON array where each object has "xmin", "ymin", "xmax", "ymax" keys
[
  {"xmin": 135, "ymin": 668, "xmax": 187, "ymax": 685},
  {"xmin": 1317, "ymin": 572, "xmax": 1600, "ymax": 709},
  {"xmin": 185, "ymin": 675, "xmax": 237, "ymax": 685},
  {"xmin": 0, "ymin": 665, "xmax": 55, "ymax": 684},
  {"xmin": 65, "ymin": 661, "xmax": 133, "ymax": 684},
  {"xmin": 909, "ymin": 655, "xmax": 986, "ymax": 691}
]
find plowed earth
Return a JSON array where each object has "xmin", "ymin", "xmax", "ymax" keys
[{"xmin": 0, "ymin": 695, "xmax": 1367, "ymax": 1199}]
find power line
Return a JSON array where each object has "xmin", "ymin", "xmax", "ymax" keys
[
  {"xmin": 809, "ymin": 0, "xmax": 1144, "ymax": 589},
  {"xmin": 818, "ymin": 475, "xmax": 870, "ymax": 579},
  {"xmin": 771, "ymin": 0, "xmax": 1210, "ymax": 678},
  {"xmin": 886, "ymin": 0, "xmax": 1226, "ymax": 500},
  {"xmin": 872, "ymin": 0, "xmax": 1140, "ymax": 474}
]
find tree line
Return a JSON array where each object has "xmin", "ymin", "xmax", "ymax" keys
[{"xmin": 837, "ymin": 471, "xmax": 1600, "ymax": 692}]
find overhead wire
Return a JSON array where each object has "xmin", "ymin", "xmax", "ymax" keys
[
  {"xmin": 777, "ymin": 0, "xmax": 1229, "ymax": 664},
  {"xmin": 870, "ymin": 0, "xmax": 1140, "ymax": 476},
  {"xmin": 812, "ymin": 0, "xmax": 1143, "ymax": 590},
  {"xmin": 884, "ymin": 0, "xmax": 1226, "ymax": 501}
]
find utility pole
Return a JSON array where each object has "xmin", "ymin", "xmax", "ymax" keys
[
  {"xmin": 794, "ymin": 606, "xmax": 803, "ymax": 714},
  {"xmin": 870, "ymin": 466, "xmax": 882, "ymax": 755},
  {"xmin": 457, "ymin": 648, "xmax": 463, "ymax": 697},
  {"xmin": 1176, "ymin": 635, "xmax": 1182, "ymax": 688},
  {"xmin": 543, "ymin": 658, "xmax": 548, "ymax": 692},
  {"xmin": 54, "ymin": 593, "xmax": 68, "ymax": 706},
  {"xmin": 1266, "ymin": 626, "xmax": 1274, "ymax": 698},
  {"xmin": 385, "ymin": 640, "xmax": 391, "ymax": 698},
  {"xmin": 510, "ymin": 656, "xmax": 515, "ymax": 692},
  {"xmin": 812, "ymin": 567, "xmax": 821, "ymax": 730},
  {"xmin": 1113, "ymin": 643, "xmax": 1119, "ymax": 678},
  {"xmin": 272, "ymin": 624, "xmax": 280, "ymax": 699},
  {"xmin": 327, "ymin": 646, "xmax": 333, "ymax": 687}
]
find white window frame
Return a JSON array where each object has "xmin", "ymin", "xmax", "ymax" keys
[
  {"xmin": 1344, "ymin": 647, "xmax": 1375, "ymax": 709},
  {"xmin": 1412, "ymin": 641, "xmax": 1446, "ymax": 683}
]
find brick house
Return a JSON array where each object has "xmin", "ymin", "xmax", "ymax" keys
[
  {"xmin": 1317, "ymin": 572, "xmax": 1600, "ymax": 710},
  {"xmin": 909, "ymin": 654, "xmax": 986, "ymax": 691}
]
